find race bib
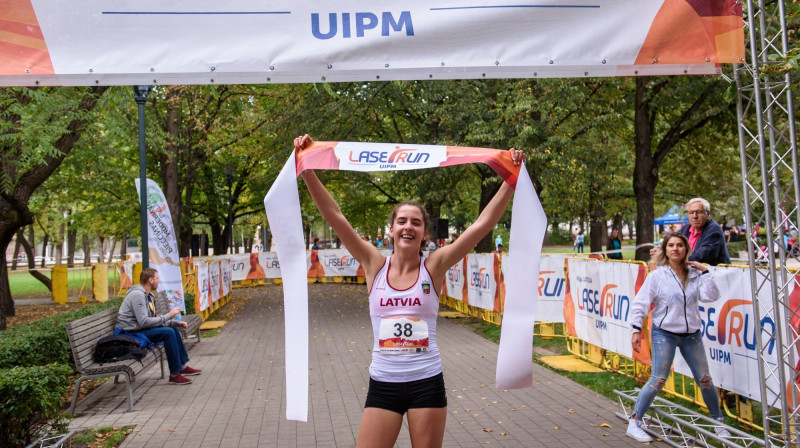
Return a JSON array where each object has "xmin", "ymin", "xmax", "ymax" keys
[{"xmin": 378, "ymin": 317, "xmax": 429, "ymax": 354}]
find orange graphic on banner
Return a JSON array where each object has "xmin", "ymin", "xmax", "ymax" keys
[
  {"xmin": 493, "ymin": 253, "xmax": 503, "ymax": 312},
  {"xmin": 0, "ymin": 0, "xmax": 54, "ymax": 75},
  {"xmin": 786, "ymin": 272, "xmax": 800, "ymax": 409},
  {"xmin": 635, "ymin": 0, "xmax": 744, "ymax": 65},
  {"xmin": 307, "ymin": 250, "xmax": 325, "ymax": 278},
  {"xmin": 563, "ymin": 260, "xmax": 577, "ymax": 337},
  {"xmin": 246, "ymin": 253, "xmax": 266, "ymax": 280},
  {"xmin": 631, "ymin": 264, "xmax": 653, "ymax": 365},
  {"xmin": 461, "ymin": 258, "xmax": 469, "ymax": 306}
]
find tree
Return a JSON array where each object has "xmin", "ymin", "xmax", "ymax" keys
[
  {"xmin": 0, "ymin": 86, "xmax": 108, "ymax": 330},
  {"xmin": 630, "ymin": 76, "xmax": 736, "ymax": 260}
]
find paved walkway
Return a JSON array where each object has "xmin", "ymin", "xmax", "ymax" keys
[{"xmin": 69, "ymin": 284, "xmax": 644, "ymax": 447}]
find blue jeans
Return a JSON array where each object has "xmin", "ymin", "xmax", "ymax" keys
[
  {"xmin": 633, "ymin": 327, "xmax": 723, "ymax": 421},
  {"xmin": 140, "ymin": 326, "xmax": 189, "ymax": 375}
]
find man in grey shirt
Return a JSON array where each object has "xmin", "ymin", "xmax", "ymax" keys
[{"xmin": 117, "ymin": 267, "xmax": 201, "ymax": 385}]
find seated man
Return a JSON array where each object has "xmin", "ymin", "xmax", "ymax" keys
[{"xmin": 116, "ymin": 267, "xmax": 201, "ymax": 385}]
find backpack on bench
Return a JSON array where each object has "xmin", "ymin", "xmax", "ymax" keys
[{"xmin": 94, "ymin": 334, "xmax": 149, "ymax": 364}]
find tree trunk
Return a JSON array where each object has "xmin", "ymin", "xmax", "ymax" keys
[
  {"xmin": 120, "ymin": 234, "xmax": 127, "ymax": 260},
  {"xmin": 0, "ymin": 226, "xmax": 21, "ymax": 320},
  {"xmin": 200, "ymin": 230, "xmax": 208, "ymax": 256},
  {"xmin": 108, "ymin": 237, "xmax": 117, "ymax": 263},
  {"xmin": 97, "ymin": 236, "xmax": 105, "ymax": 262},
  {"xmin": 17, "ymin": 228, "xmax": 52, "ymax": 291},
  {"xmin": 67, "ymin": 227, "xmax": 77, "ymax": 267},
  {"xmin": 476, "ymin": 179, "xmax": 502, "ymax": 253},
  {"xmin": 55, "ymin": 221, "xmax": 65, "ymax": 265},
  {"xmin": 210, "ymin": 222, "xmax": 225, "ymax": 256},
  {"xmin": 40, "ymin": 233, "xmax": 48, "ymax": 267},
  {"xmin": 11, "ymin": 233, "xmax": 21, "ymax": 270},
  {"xmin": 83, "ymin": 233, "xmax": 91, "ymax": 265},
  {"xmin": 633, "ymin": 77, "xmax": 657, "ymax": 261}
]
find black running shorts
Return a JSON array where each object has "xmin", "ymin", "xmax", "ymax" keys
[{"xmin": 365, "ymin": 372, "xmax": 447, "ymax": 414}]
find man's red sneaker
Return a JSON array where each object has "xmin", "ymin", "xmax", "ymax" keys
[
  {"xmin": 179, "ymin": 366, "xmax": 202, "ymax": 376},
  {"xmin": 168, "ymin": 374, "xmax": 192, "ymax": 385}
]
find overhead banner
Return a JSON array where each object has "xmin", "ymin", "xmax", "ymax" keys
[
  {"xmin": 135, "ymin": 178, "xmax": 185, "ymax": 312},
  {"xmin": 265, "ymin": 141, "xmax": 546, "ymax": 421},
  {"xmin": 2, "ymin": 0, "xmax": 744, "ymax": 86}
]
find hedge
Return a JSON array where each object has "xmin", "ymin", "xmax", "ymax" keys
[
  {"xmin": 0, "ymin": 363, "xmax": 72, "ymax": 448},
  {"xmin": 0, "ymin": 298, "xmax": 122, "ymax": 369}
]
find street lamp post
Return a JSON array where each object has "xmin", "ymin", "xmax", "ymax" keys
[
  {"xmin": 134, "ymin": 85, "xmax": 152, "ymax": 269},
  {"xmin": 226, "ymin": 164, "xmax": 234, "ymax": 254}
]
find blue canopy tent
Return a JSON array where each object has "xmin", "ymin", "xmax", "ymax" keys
[
  {"xmin": 654, "ymin": 205, "xmax": 689, "ymax": 243},
  {"xmin": 654, "ymin": 205, "xmax": 689, "ymax": 226}
]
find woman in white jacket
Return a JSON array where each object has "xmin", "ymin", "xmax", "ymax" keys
[{"xmin": 626, "ymin": 232, "xmax": 731, "ymax": 442}]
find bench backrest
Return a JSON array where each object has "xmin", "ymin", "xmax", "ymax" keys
[{"xmin": 65, "ymin": 308, "xmax": 118, "ymax": 372}]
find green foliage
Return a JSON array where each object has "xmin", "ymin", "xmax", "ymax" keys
[
  {"xmin": 727, "ymin": 240, "xmax": 749, "ymax": 257},
  {"xmin": 183, "ymin": 292, "xmax": 196, "ymax": 315},
  {"xmin": 0, "ymin": 363, "xmax": 72, "ymax": 448},
  {"xmin": 0, "ymin": 298, "xmax": 122, "ymax": 369},
  {"xmin": 73, "ymin": 426, "xmax": 133, "ymax": 448}
]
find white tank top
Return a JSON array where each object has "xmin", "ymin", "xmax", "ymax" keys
[{"xmin": 368, "ymin": 256, "xmax": 442, "ymax": 382}]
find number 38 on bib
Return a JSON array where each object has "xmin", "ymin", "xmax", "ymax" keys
[{"xmin": 378, "ymin": 317, "xmax": 429, "ymax": 354}]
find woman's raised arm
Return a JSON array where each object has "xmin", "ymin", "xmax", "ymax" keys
[{"xmin": 295, "ymin": 135, "xmax": 385, "ymax": 276}]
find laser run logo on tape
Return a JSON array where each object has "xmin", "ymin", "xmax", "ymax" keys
[{"xmin": 334, "ymin": 143, "xmax": 446, "ymax": 171}]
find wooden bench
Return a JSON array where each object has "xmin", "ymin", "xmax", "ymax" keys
[
  {"xmin": 154, "ymin": 293, "xmax": 202, "ymax": 343},
  {"xmin": 65, "ymin": 308, "xmax": 164, "ymax": 414}
]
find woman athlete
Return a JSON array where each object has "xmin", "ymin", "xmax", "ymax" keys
[{"xmin": 294, "ymin": 134, "xmax": 525, "ymax": 448}]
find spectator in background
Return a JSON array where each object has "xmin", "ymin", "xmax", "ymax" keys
[
  {"xmin": 576, "ymin": 231, "xmax": 585, "ymax": 253},
  {"xmin": 312, "ymin": 237, "xmax": 320, "ymax": 250},
  {"xmin": 650, "ymin": 198, "xmax": 730, "ymax": 265},
  {"xmin": 572, "ymin": 229, "xmax": 578, "ymax": 251},
  {"xmin": 495, "ymin": 243, "xmax": 504, "ymax": 255},
  {"xmin": 116, "ymin": 268, "xmax": 201, "ymax": 385},
  {"xmin": 607, "ymin": 229, "xmax": 623, "ymax": 260},
  {"xmin": 375, "ymin": 233, "xmax": 384, "ymax": 248},
  {"xmin": 680, "ymin": 198, "xmax": 730, "ymax": 265},
  {"xmin": 495, "ymin": 234, "xmax": 503, "ymax": 251}
]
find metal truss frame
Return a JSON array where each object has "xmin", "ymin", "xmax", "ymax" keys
[
  {"xmin": 615, "ymin": 389, "xmax": 765, "ymax": 448},
  {"xmin": 735, "ymin": 0, "xmax": 799, "ymax": 446}
]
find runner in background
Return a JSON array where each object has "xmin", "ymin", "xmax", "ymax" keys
[{"xmin": 294, "ymin": 134, "xmax": 525, "ymax": 448}]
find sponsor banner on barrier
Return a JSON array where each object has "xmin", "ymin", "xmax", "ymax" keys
[
  {"xmin": 220, "ymin": 259, "xmax": 232, "ymax": 296},
  {"xmin": 195, "ymin": 262, "xmax": 210, "ymax": 312},
  {"xmin": 209, "ymin": 260, "xmax": 221, "ymax": 304},
  {"xmin": 135, "ymin": 178, "xmax": 185, "ymax": 311},
  {"xmin": 671, "ymin": 265, "xmax": 780, "ymax": 401},
  {"xmin": 537, "ymin": 255, "xmax": 569, "ymax": 323},
  {"xmin": 1, "ymin": 1, "xmax": 743, "ymax": 86},
  {"xmin": 467, "ymin": 253, "xmax": 498, "ymax": 311},
  {"xmin": 445, "ymin": 258, "xmax": 466, "ymax": 302},
  {"xmin": 564, "ymin": 258, "xmax": 646, "ymax": 359},
  {"xmin": 317, "ymin": 249, "xmax": 360, "ymax": 276}
]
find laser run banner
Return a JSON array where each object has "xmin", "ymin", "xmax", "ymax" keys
[
  {"xmin": 265, "ymin": 142, "xmax": 546, "ymax": 421},
  {"xmin": 671, "ymin": 265, "xmax": 780, "ymax": 401},
  {"xmin": 536, "ymin": 254, "xmax": 570, "ymax": 323},
  {"xmin": 2, "ymin": 0, "xmax": 744, "ymax": 86},
  {"xmin": 563, "ymin": 258, "xmax": 648, "ymax": 358},
  {"xmin": 135, "ymin": 178, "xmax": 185, "ymax": 312}
]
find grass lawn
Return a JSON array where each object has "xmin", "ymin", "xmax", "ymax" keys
[
  {"xmin": 9, "ymin": 267, "xmax": 122, "ymax": 298},
  {"xmin": 542, "ymin": 242, "xmax": 638, "ymax": 260}
]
